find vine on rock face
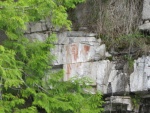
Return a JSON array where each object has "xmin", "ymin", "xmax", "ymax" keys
[{"xmin": 0, "ymin": 0, "xmax": 104, "ymax": 113}]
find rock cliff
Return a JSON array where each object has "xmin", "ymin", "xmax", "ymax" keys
[
  {"xmin": 24, "ymin": 24, "xmax": 150, "ymax": 112},
  {"xmin": 12, "ymin": 0, "xmax": 150, "ymax": 112}
]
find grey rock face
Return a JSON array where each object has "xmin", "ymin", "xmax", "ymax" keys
[
  {"xmin": 52, "ymin": 43, "xmax": 96, "ymax": 65},
  {"xmin": 25, "ymin": 33, "xmax": 48, "ymax": 42},
  {"xmin": 24, "ymin": 27, "xmax": 150, "ymax": 95},
  {"xmin": 130, "ymin": 56, "xmax": 150, "ymax": 92},
  {"xmin": 22, "ymin": 19, "xmax": 150, "ymax": 112},
  {"xmin": 63, "ymin": 57, "xmax": 130, "ymax": 94},
  {"xmin": 63, "ymin": 62, "xmax": 100, "ymax": 85},
  {"xmin": 95, "ymin": 44, "xmax": 106, "ymax": 60},
  {"xmin": 56, "ymin": 32, "xmax": 97, "ymax": 45},
  {"xmin": 24, "ymin": 18, "xmax": 52, "ymax": 33},
  {"xmin": 51, "ymin": 45, "xmax": 65, "ymax": 65},
  {"xmin": 41, "ymin": 22, "xmax": 47, "ymax": 31},
  {"xmin": 52, "ymin": 32, "xmax": 107, "ymax": 65},
  {"xmin": 25, "ymin": 29, "xmax": 150, "ymax": 95},
  {"xmin": 139, "ymin": 23, "xmax": 150, "ymax": 31},
  {"xmin": 105, "ymin": 96, "xmax": 133, "ymax": 112},
  {"xmin": 139, "ymin": 0, "xmax": 150, "ymax": 31},
  {"xmin": 142, "ymin": 0, "xmax": 150, "ymax": 20},
  {"xmin": 30, "ymin": 22, "xmax": 43, "ymax": 33},
  {"xmin": 97, "ymin": 62, "xmax": 129, "ymax": 94}
]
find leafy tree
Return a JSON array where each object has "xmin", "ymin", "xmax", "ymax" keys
[{"xmin": 0, "ymin": 0, "xmax": 104, "ymax": 113}]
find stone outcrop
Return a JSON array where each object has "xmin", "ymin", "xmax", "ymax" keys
[
  {"xmin": 22, "ymin": 1, "xmax": 150, "ymax": 111},
  {"xmin": 52, "ymin": 31, "xmax": 104, "ymax": 65},
  {"xmin": 51, "ymin": 32, "xmax": 131, "ymax": 96},
  {"xmin": 130, "ymin": 56, "xmax": 150, "ymax": 92},
  {"xmin": 139, "ymin": 0, "xmax": 150, "ymax": 31},
  {"xmin": 104, "ymin": 96, "xmax": 133, "ymax": 112},
  {"xmin": 142, "ymin": 0, "xmax": 150, "ymax": 20},
  {"xmin": 139, "ymin": 22, "xmax": 150, "ymax": 31},
  {"xmin": 0, "ymin": 0, "xmax": 149, "ymax": 112},
  {"xmin": 24, "ymin": 21, "xmax": 150, "ymax": 112}
]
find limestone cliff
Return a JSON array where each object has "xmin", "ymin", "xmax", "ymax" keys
[
  {"xmin": 23, "ymin": 0, "xmax": 150, "ymax": 111},
  {"xmin": 0, "ymin": 0, "xmax": 150, "ymax": 112}
]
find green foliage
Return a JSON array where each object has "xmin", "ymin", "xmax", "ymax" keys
[
  {"xmin": 100, "ymin": 32, "xmax": 150, "ymax": 56},
  {"xmin": 124, "ymin": 55, "xmax": 134, "ymax": 72},
  {"xmin": 131, "ymin": 94, "xmax": 141, "ymax": 108},
  {"xmin": 0, "ymin": 0, "xmax": 85, "ymax": 39},
  {"xmin": 0, "ymin": 46, "xmax": 23, "ymax": 90},
  {"xmin": 0, "ymin": 0, "xmax": 104, "ymax": 113}
]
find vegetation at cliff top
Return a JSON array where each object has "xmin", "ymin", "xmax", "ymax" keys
[{"xmin": 0, "ymin": 0, "xmax": 104, "ymax": 113}]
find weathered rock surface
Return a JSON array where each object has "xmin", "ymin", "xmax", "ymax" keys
[
  {"xmin": 25, "ymin": 33, "xmax": 48, "ymax": 42},
  {"xmin": 139, "ymin": 22, "xmax": 150, "ymax": 31},
  {"xmin": 142, "ymin": 0, "xmax": 150, "ymax": 20},
  {"xmin": 139, "ymin": 0, "xmax": 150, "ymax": 31},
  {"xmin": 130, "ymin": 56, "xmax": 150, "ymax": 92},
  {"xmin": 24, "ymin": 30, "xmax": 150, "ymax": 113},
  {"xmin": 56, "ymin": 31, "xmax": 98, "ymax": 45},
  {"xmin": 52, "ymin": 32, "xmax": 106, "ymax": 65},
  {"xmin": 25, "ymin": 29, "xmax": 150, "ymax": 95},
  {"xmin": 105, "ymin": 96, "xmax": 133, "ymax": 112},
  {"xmin": 24, "ymin": 21, "xmax": 150, "ymax": 112},
  {"xmin": 63, "ymin": 59, "xmax": 129, "ymax": 94},
  {"xmin": 63, "ymin": 61, "xmax": 110, "ymax": 86},
  {"xmin": 24, "ymin": 19, "xmax": 53, "ymax": 34},
  {"xmin": 30, "ymin": 22, "xmax": 43, "ymax": 33},
  {"xmin": 97, "ymin": 61, "xmax": 129, "ymax": 94}
]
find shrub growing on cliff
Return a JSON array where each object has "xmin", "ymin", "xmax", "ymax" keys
[{"xmin": 0, "ymin": 0, "xmax": 104, "ymax": 113}]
